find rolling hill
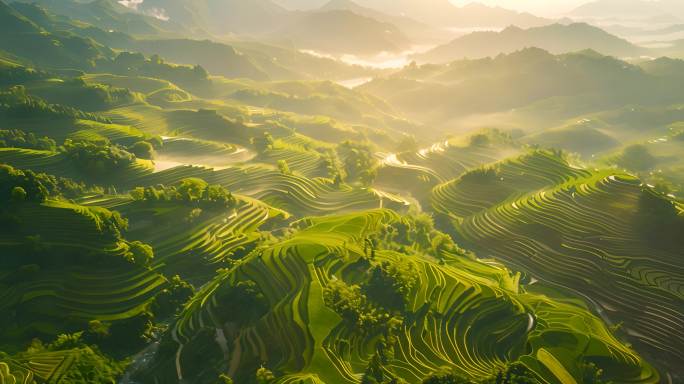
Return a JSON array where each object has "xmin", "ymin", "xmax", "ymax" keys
[
  {"xmin": 1, "ymin": 1, "xmax": 683, "ymax": 383},
  {"xmin": 133, "ymin": 209, "xmax": 659, "ymax": 384},
  {"xmin": 362, "ymin": 48, "xmax": 684, "ymax": 132},
  {"xmin": 417, "ymin": 23, "xmax": 644, "ymax": 64},
  {"xmin": 431, "ymin": 150, "xmax": 684, "ymax": 376}
]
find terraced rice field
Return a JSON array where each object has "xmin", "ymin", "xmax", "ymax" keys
[
  {"xmin": 103, "ymin": 104, "xmax": 172, "ymax": 135},
  {"xmin": 257, "ymin": 145, "xmax": 325, "ymax": 178},
  {"xmin": 155, "ymin": 136, "xmax": 254, "ymax": 171},
  {"xmin": 160, "ymin": 210, "xmax": 657, "ymax": 384},
  {"xmin": 2, "ymin": 350, "xmax": 75, "ymax": 383},
  {"xmin": 125, "ymin": 165, "xmax": 396, "ymax": 218},
  {"xmin": 375, "ymin": 142, "xmax": 520, "ymax": 202},
  {"xmin": 91, "ymin": 196, "xmax": 289, "ymax": 279},
  {"xmin": 0, "ymin": 148, "xmax": 69, "ymax": 177},
  {"xmin": 0, "ymin": 147, "xmax": 154, "ymax": 183},
  {"xmin": 0, "ymin": 201, "xmax": 168, "ymax": 343},
  {"xmin": 431, "ymin": 151, "xmax": 684, "ymax": 375}
]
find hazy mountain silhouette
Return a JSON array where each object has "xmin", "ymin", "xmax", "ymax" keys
[
  {"xmin": 274, "ymin": 9, "xmax": 411, "ymax": 54},
  {"xmin": 417, "ymin": 23, "xmax": 643, "ymax": 63},
  {"xmin": 318, "ymin": 0, "xmax": 438, "ymax": 43},
  {"xmin": 570, "ymin": 0, "xmax": 684, "ymax": 20}
]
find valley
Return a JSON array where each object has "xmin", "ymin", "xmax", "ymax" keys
[{"xmin": 0, "ymin": 1, "xmax": 682, "ymax": 384}]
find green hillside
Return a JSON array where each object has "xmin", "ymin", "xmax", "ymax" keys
[
  {"xmin": 360, "ymin": 48, "xmax": 684, "ymax": 137},
  {"xmin": 0, "ymin": 2, "xmax": 683, "ymax": 383},
  {"xmin": 431, "ymin": 150, "xmax": 684, "ymax": 375},
  {"xmin": 135, "ymin": 210, "xmax": 659, "ymax": 384}
]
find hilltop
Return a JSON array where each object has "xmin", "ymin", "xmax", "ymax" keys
[{"xmin": 416, "ymin": 23, "xmax": 643, "ymax": 63}]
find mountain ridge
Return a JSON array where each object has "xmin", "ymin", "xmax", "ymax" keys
[{"xmin": 416, "ymin": 22, "xmax": 643, "ymax": 63}]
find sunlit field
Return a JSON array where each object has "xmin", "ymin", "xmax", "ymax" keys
[{"xmin": 0, "ymin": 0, "xmax": 682, "ymax": 383}]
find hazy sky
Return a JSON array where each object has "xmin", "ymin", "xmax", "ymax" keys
[{"xmin": 449, "ymin": 0, "xmax": 588, "ymax": 16}]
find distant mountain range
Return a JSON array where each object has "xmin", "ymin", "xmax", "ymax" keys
[
  {"xmin": 319, "ymin": 0, "xmax": 439, "ymax": 43},
  {"xmin": 11, "ymin": 0, "xmax": 193, "ymax": 36},
  {"xmin": 133, "ymin": 0, "xmax": 554, "ymax": 36},
  {"xmin": 272, "ymin": 0, "xmax": 327, "ymax": 10},
  {"xmin": 350, "ymin": 0, "xmax": 552, "ymax": 28},
  {"xmin": 361, "ymin": 47, "xmax": 684, "ymax": 131},
  {"xmin": 128, "ymin": 0, "xmax": 415, "ymax": 54},
  {"xmin": 569, "ymin": 0, "xmax": 684, "ymax": 20},
  {"xmin": 416, "ymin": 23, "xmax": 644, "ymax": 63},
  {"xmin": 273, "ymin": 9, "xmax": 411, "ymax": 54},
  {"xmin": 9, "ymin": 0, "xmax": 567, "ymax": 57}
]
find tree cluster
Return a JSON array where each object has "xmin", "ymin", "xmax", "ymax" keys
[
  {"xmin": 637, "ymin": 187, "xmax": 684, "ymax": 248},
  {"xmin": 251, "ymin": 132, "xmax": 274, "ymax": 154},
  {"xmin": 153, "ymin": 275, "xmax": 195, "ymax": 318},
  {"xmin": 364, "ymin": 261, "xmax": 417, "ymax": 313},
  {"xmin": 213, "ymin": 280, "xmax": 269, "ymax": 326},
  {"xmin": 422, "ymin": 363, "xmax": 540, "ymax": 384},
  {"xmin": 0, "ymin": 129, "xmax": 56, "ymax": 151},
  {"xmin": 56, "ymin": 77, "xmax": 135, "ymax": 111},
  {"xmin": 130, "ymin": 178, "xmax": 237, "ymax": 209},
  {"xmin": 109, "ymin": 52, "xmax": 209, "ymax": 87},
  {"xmin": 0, "ymin": 64, "xmax": 48, "ymax": 86},
  {"xmin": 361, "ymin": 352, "xmax": 406, "ymax": 384},
  {"xmin": 19, "ymin": 333, "xmax": 127, "ymax": 383},
  {"xmin": 616, "ymin": 144, "xmax": 657, "ymax": 172},
  {"xmin": 378, "ymin": 213, "xmax": 468, "ymax": 259},
  {"xmin": 0, "ymin": 86, "xmax": 110, "ymax": 123},
  {"xmin": 460, "ymin": 167, "xmax": 500, "ymax": 183},
  {"xmin": 0, "ymin": 163, "xmax": 93, "ymax": 204},
  {"xmin": 129, "ymin": 140, "xmax": 155, "ymax": 159},
  {"xmin": 337, "ymin": 141, "xmax": 378, "ymax": 186},
  {"xmin": 62, "ymin": 139, "xmax": 137, "ymax": 177},
  {"xmin": 323, "ymin": 279, "xmax": 391, "ymax": 331}
]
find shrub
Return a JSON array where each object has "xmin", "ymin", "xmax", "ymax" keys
[
  {"xmin": 256, "ymin": 367, "xmax": 275, "ymax": 384},
  {"xmin": 10, "ymin": 186, "xmax": 26, "ymax": 202},
  {"xmin": 125, "ymin": 241, "xmax": 154, "ymax": 266},
  {"xmin": 469, "ymin": 133, "xmax": 491, "ymax": 147},
  {"xmin": 252, "ymin": 132, "xmax": 274, "ymax": 154},
  {"xmin": 461, "ymin": 167, "xmax": 500, "ymax": 183},
  {"xmin": 129, "ymin": 141, "xmax": 155, "ymax": 159},
  {"xmin": 277, "ymin": 159, "xmax": 291, "ymax": 175}
]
